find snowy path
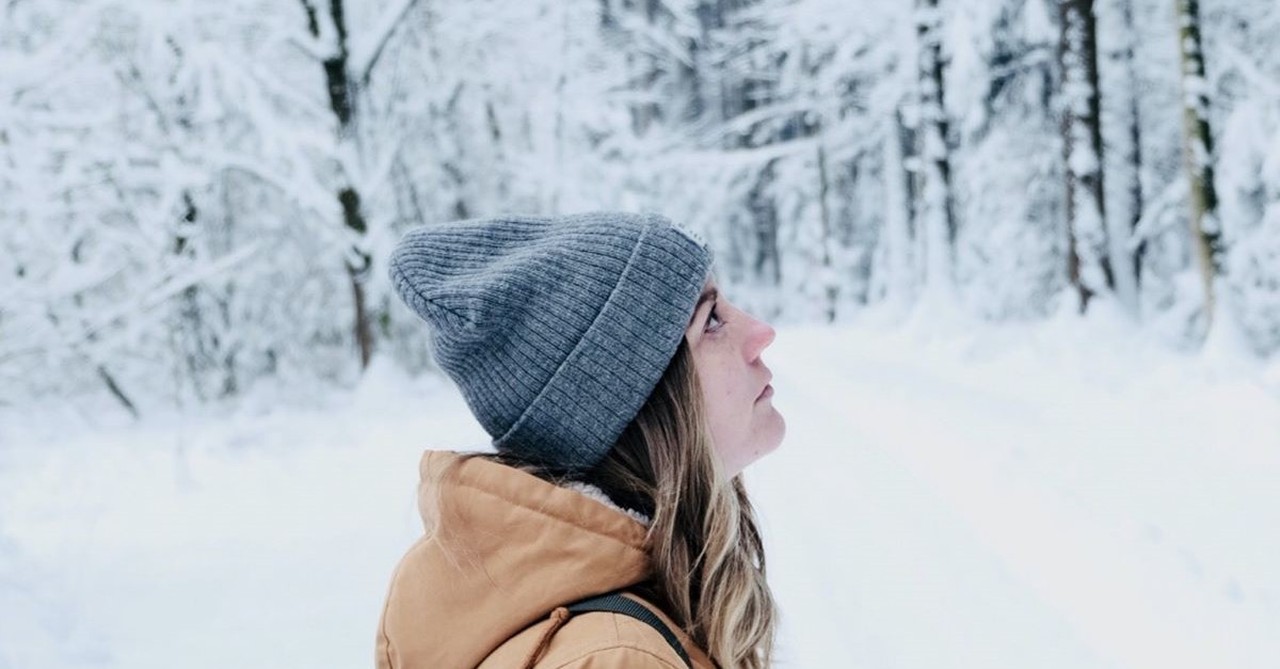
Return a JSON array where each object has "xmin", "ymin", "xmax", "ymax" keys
[
  {"xmin": 755, "ymin": 325, "xmax": 1280, "ymax": 667},
  {"xmin": 2, "ymin": 324, "xmax": 1278, "ymax": 668}
]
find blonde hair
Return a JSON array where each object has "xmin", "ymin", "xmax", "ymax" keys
[
  {"xmin": 591, "ymin": 339, "xmax": 777, "ymax": 668},
  {"xmin": 444, "ymin": 340, "xmax": 777, "ymax": 667}
]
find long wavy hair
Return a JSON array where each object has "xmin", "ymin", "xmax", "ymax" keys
[{"xmin": 467, "ymin": 340, "xmax": 777, "ymax": 668}]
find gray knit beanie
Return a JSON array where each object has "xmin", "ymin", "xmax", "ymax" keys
[{"xmin": 388, "ymin": 212, "xmax": 713, "ymax": 472}]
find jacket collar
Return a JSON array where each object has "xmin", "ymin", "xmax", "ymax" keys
[{"xmin": 378, "ymin": 450, "xmax": 653, "ymax": 668}]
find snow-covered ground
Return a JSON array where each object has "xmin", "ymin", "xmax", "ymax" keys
[{"xmin": 2, "ymin": 316, "xmax": 1278, "ymax": 669}]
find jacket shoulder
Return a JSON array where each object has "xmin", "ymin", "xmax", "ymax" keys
[
  {"xmin": 480, "ymin": 609, "xmax": 689, "ymax": 669},
  {"xmin": 541, "ymin": 644, "xmax": 684, "ymax": 669}
]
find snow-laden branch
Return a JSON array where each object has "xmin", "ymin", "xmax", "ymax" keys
[
  {"xmin": 1127, "ymin": 178, "xmax": 1188, "ymax": 251},
  {"xmin": 0, "ymin": 0, "xmax": 106, "ymax": 97},
  {"xmin": 676, "ymin": 135, "xmax": 820, "ymax": 170},
  {"xmin": 280, "ymin": 30, "xmax": 335, "ymax": 62},
  {"xmin": 614, "ymin": 13, "xmax": 696, "ymax": 68},
  {"xmin": 353, "ymin": 0, "xmax": 425, "ymax": 86},
  {"xmin": 11, "ymin": 107, "xmax": 115, "ymax": 131},
  {"xmin": 281, "ymin": 0, "xmax": 338, "ymax": 61},
  {"xmin": 245, "ymin": 61, "xmax": 331, "ymax": 122},
  {"xmin": 0, "ymin": 242, "xmax": 263, "ymax": 368},
  {"xmin": 212, "ymin": 155, "xmax": 335, "ymax": 230},
  {"xmin": 820, "ymin": 120, "xmax": 886, "ymax": 165},
  {"xmin": 355, "ymin": 133, "xmax": 409, "ymax": 199},
  {"xmin": 697, "ymin": 99, "xmax": 815, "ymax": 144},
  {"xmin": 1219, "ymin": 44, "xmax": 1280, "ymax": 100}
]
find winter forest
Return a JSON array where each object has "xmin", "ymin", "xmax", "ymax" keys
[
  {"xmin": 3, "ymin": 0, "xmax": 1280, "ymax": 411},
  {"xmin": 3, "ymin": 1, "xmax": 1280, "ymax": 668}
]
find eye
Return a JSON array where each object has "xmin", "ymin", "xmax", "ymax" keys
[{"xmin": 704, "ymin": 303, "xmax": 725, "ymax": 333}]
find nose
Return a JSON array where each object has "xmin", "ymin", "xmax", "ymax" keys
[{"xmin": 744, "ymin": 313, "xmax": 775, "ymax": 362}]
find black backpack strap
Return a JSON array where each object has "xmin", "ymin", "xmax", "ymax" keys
[{"xmin": 566, "ymin": 592, "xmax": 693, "ymax": 668}]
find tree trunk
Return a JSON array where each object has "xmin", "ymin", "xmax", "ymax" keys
[
  {"xmin": 301, "ymin": 0, "xmax": 373, "ymax": 369},
  {"xmin": 1057, "ymin": 0, "xmax": 1115, "ymax": 312},
  {"xmin": 340, "ymin": 186, "xmax": 374, "ymax": 369},
  {"xmin": 1119, "ymin": 0, "xmax": 1146, "ymax": 294},
  {"xmin": 748, "ymin": 159, "xmax": 782, "ymax": 288},
  {"xmin": 1175, "ymin": 0, "xmax": 1223, "ymax": 321},
  {"xmin": 626, "ymin": 1, "xmax": 663, "ymax": 136},
  {"xmin": 883, "ymin": 106, "xmax": 917, "ymax": 309},
  {"xmin": 915, "ymin": 0, "xmax": 957, "ymax": 297},
  {"xmin": 174, "ymin": 191, "xmax": 207, "ymax": 402},
  {"xmin": 896, "ymin": 107, "xmax": 920, "ymax": 247},
  {"xmin": 816, "ymin": 139, "xmax": 838, "ymax": 322},
  {"xmin": 69, "ymin": 238, "xmax": 140, "ymax": 417}
]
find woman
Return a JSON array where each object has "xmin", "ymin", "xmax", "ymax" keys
[{"xmin": 376, "ymin": 212, "xmax": 785, "ymax": 668}]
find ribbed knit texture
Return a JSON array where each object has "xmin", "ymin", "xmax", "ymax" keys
[{"xmin": 388, "ymin": 212, "xmax": 712, "ymax": 472}]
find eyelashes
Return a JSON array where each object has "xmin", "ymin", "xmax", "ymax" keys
[{"xmin": 704, "ymin": 302, "xmax": 724, "ymax": 333}]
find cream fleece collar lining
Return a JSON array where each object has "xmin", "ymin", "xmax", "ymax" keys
[{"xmin": 564, "ymin": 481, "xmax": 652, "ymax": 527}]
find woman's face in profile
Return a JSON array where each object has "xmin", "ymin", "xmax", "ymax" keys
[{"xmin": 684, "ymin": 280, "xmax": 786, "ymax": 477}]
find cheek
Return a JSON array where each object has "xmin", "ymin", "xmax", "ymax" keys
[
  {"xmin": 701, "ymin": 360, "xmax": 742, "ymax": 440},
  {"xmin": 690, "ymin": 349, "xmax": 756, "ymax": 459},
  {"xmin": 698, "ymin": 359, "xmax": 742, "ymax": 413},
  {"xmin": 699, "ymin": 365, "xmax": 753, "ymax": 451}
]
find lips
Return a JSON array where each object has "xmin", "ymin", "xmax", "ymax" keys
[{"xmin": 756, "ymin": 373, "xmax": 774, "ymax": 400}]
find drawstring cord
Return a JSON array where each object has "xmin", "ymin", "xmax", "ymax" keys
[{"xmin": 520, "ymin": 607, "xmax": 571, "ymax": 669}]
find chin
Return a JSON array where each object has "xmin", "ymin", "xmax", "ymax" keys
[
  {"xmin": 763, "ymin": 409, "xmax": 786, "ymax": 451},
  {"xmin": 741, "ymin": 423, "xmax": 787, "ymax": 473},
  {"xmin": 760, "ymin": 430, "xmax": 785, "ymax": 460}
]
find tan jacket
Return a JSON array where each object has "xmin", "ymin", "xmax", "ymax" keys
[{"xmin": 375, "ymin": 451, "xmax": 716, "ymax": 669}]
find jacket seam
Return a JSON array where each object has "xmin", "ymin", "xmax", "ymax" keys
[
  {"xmin": 545, "ymin": 642, "xmax": 683, "ymax": 669},
  {"xmin": 454, "ymin": 482, "xmax": 648, "ymax": 552}
]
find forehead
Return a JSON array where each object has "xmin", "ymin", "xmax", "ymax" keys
[
  {"xmin": 695, "ymin": 282, "xmax": 718, "ymax": 308},
  {"xmin": 700, "ymin": 274, "xmax": 720, "ymax": 296}
]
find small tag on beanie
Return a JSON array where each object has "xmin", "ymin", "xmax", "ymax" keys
[{"xmin": 669, "ymin": 218, "xmax": 709, "ymax": 249}]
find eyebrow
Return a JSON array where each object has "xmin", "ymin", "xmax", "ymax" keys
[{"xmin": 695, "ymin": 287, "xmax": 718, "ymax": 312}]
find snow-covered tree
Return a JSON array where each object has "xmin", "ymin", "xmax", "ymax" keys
[
  {"xmin": 1099, "ymin": 0, "xmax": 1145, "ymax": 309},
  {"xmin": 1057, "ymin": 0, "xmax": 1116, "ymax": 312},
  {"xmin": 1173, "ymin": 0, "xmax": 1223, "ymax": 325},
  {"xmin": 5, "ymin": 0, "xmax": 1280, "ymax": 412},
  {"xmin": 914, "ymin": 0, "xmax": 958, "ymax": 306}
]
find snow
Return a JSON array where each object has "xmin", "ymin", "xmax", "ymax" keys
[
  {"xmin": 2, "ymin": 317, "xmax": 1277, "ymax": 669},
  {"xmin": 4, "ymin": 0, "xmax": 1280, "ymax": 665}
]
